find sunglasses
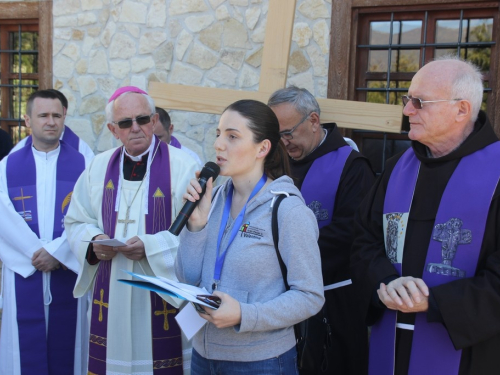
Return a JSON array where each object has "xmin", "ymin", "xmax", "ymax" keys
[
  {"xmin": 401, "ymin": 95, "xmax": 461, "ymax": 110},
  {"xmin": 112, "ymin": 113, "xmax": 154, "ymax": 129}
]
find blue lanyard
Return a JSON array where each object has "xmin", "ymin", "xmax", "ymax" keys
[{"xmin": 213, "ymin": 173, "xmax": 267, "ymax": 289}]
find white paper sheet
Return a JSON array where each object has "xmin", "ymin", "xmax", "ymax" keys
[
  {"xmin": 83, "ymin": 238, "xmax": 128, "ymax": 247},
  {"xmin": 175, "ymin": 303, "xmax": 208, "ymax": 340}
]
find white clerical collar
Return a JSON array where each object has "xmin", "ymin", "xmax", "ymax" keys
[
  {"xmin": 116, "ymin": 139, "xmax": 156, "ymax": 214},
  {"xmin": 123, "ymin": 140, "xmax": 154, "ymax": 161},
  {"xmin": 31, "ymin": 143, "xmax": 61, "ymax": 160}
]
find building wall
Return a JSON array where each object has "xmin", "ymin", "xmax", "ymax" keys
[{"xmin": 51, "ymin": 0, "xmax": 332, "ymax": 162}]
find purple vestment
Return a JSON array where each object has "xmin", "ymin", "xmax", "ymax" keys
[
  {"xmin": 6, "ymin": 141, "xmax": 85, "ymax": 375},
  {"xmin": 301, "ymin": 146, "xmax": 351, "ymax": 228},
  {"xmin": 88, "ymin": 138, "xmax": 183, "ymax": 375},
  {"xmin": 370, "ymin": 143, "xmax": 500, "ymax": 375}
]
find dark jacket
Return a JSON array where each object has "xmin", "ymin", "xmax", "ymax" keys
[
  {"xmin": 291, "ymin": 123, "xmax": 374, "ymax": 375},
  {"xmin": 0, "ymin": 129, "xmax": 13, "ymax": 161},
  {"xmin": 351, "ymin": 111, "xmax": 500, "ymax": 374}
]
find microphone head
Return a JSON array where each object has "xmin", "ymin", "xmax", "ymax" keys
[{"xmin": 199, "ymin": 161, "xmax": 220, "ymax": 182}]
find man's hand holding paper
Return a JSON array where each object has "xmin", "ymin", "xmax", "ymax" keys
[
  {"xmin": 114, "ymin": 236, "xmax": 146, "ymax": 261},
  {"xmin": 91, "ymin": 234, "xmax": 117, "ymax": 261}
]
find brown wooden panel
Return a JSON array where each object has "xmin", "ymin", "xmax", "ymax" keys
[
  {"xmin": 0, "ymin": 2, "xmax": 38, "ymax": 19},
  {"xmin": 0, "ymin": 30, "xmax": 8, "ymax": 132},
  {"xmin": 317, "ymin": 98, "xmax": 402, "ymax": 133},
  {"xmin": 328, "ymin": 0, "xmax": 352, "ymax": 100},
  {"xmin": 149, "ymin": 83, "xmax": 272, "ymax": 115},
  {"xmin": 488, "ymin": 7, "xmax": 500, "ymax": 136},
  {"xmin": 149, "ymin": 82, "xmax": 402, "ymax": 133},
  {"xmin": 38, "ymin": 0, "xmax": 52, "ymax": 89},
  {"xmin": 259, "ymin": 0, "xmax": 296, "ymax": 93},
  {"xmin": 352, "ymin": 0, "xmax": 498, "ymax": 6}
]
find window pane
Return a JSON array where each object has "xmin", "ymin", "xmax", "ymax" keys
[
  {"xmin": 436, "ymin": 20, "xmax": 467, "ymax": 43},
  {"xmin": 368, "ymin": 50, "xmax": 390, "ymax": 72},
  {"xmin": 481, "ymin": 81, "xmax": 489, "ymax": 112},
  {"xmin": 11, "ymin": 53, "xmax": 38, "ymax": 74},
  {"xmin": 367, "ymin": 81, "xmax": 411, "ymax": 105},
  {"xmin": 370, "ymin": 22, "xmax": 392, "ymax": 45},
  {"xmin": 390, "ymin": 50, "xmax": 420, "ymax": 72},
  {"xmin": 369, "ymin": 50, "xmax": 420, "ymax": 73},
  {"xmin": 10, "ymin": 125, "xmax": 29, "ymax": 145},
  {"xmin": 366, "ymin": 81, "xmax": 389, "ymax": 104},
  {"xmin": 369, "ymin": 20, "xmax": 422, "ymax": 45},
  {"xmin": 468, "ymin": 19, "xmax": 493, "ymax": 42},
  {"xmin": 9, "ymin": 80, "xmax": 38, "ymax": 119},
  {"xmin": 400, "ymin": 21, "xmax": 422, "ymax": 44},
  {"xmin": 9, "ymin": 31, "xmax": 39, "ymax": 74},
  {"xmin": 434, "ymin": 48, "xmax": 461, "ymax": 58},
  {"xmin": 465, "ymin": 48, "xmax": 490, "ymax": 71},
  {"xmin": 10, "ymin": 31, "xmax": 38, "ymax": 51}
]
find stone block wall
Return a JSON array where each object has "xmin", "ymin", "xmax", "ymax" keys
[{"xmin": 51, "ymin": 0, "xmax": 332, "ymax": 162}]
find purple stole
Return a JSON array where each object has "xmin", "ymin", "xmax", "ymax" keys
[
  {"xmin": 88, "ymin": 137, "xmax": 183, "ymax": 375},
  {"xmin": 169, "ymin": 135, "xmax": 182, "ymax": 149},
  {"xmin": 6, "ymin": 141, "xmax": 85, "ymax": 375},
  {"xmin": 370, "ymin": 142, "xmax": 500, "ymax": 375},
  {"xmin": 25, "ymin": 125, "xmax": 80, "ymax": 151},
  {"xmin": 301, "ymin": 146, "xmax": 351, "ymax": 228}
]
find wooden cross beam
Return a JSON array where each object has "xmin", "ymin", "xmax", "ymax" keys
[{"xmin": 149, "ymin": 0, "xmax": 402, "ymax": 133}]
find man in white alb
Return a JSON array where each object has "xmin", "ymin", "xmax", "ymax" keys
[
  {"xmin": 64, "ymin": 86, "xmax": 198, "ymax": 375},
  {"xmin": 0, "ymin": 89, "xmax": 91, "ymax": 374}
]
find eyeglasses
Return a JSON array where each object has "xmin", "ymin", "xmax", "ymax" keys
[
  {"xmin": 112, "ymin": 113, "xmax": 154, "ymax": 129},
  {"xmin": 279, "ymin": 112, "xmax": 313, "ymax": 140},
  {"xmin": 401, "ymin": 95, "xmax": 461, "ymax": 110}
]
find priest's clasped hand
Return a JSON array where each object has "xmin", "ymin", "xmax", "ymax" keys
[
  {"xmin": 32, "ymin": 248, "xmax": 60, "ymax": 272},
  {"xmin": 378, "ymin": 276, "xmax": 429, "ymax": 313}
]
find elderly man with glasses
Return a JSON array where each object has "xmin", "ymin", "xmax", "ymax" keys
[
  {"xmin": 64, "ymin": 86, "xmax": 198, "ymax": 375},
  {"xmin": 268, "ymin": 86, "xmax": 374, "ymax": 375},
  {"xmin": 351, "ymin": 57, "xmax": 500, "ymax": 375}
]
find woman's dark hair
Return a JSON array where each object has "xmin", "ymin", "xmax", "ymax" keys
[{"xmin": 223, "ymin": 100, "xmax": 290, "ymax": 180}]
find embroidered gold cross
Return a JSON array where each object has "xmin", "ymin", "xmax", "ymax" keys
[
  {"xmin": 118, "ymin": 206, "xmax": 136, "ymax": 237},
  {"xmin": 13, "ymin": 187, "xmax": 33, "ymax": 221},
  {"xmin": 94, "ymin": 289, "xmax": 109, "ymax": 322},
  {"xmin": 154, "ymin": 300, "xmax": 176, "ymax": 331}
]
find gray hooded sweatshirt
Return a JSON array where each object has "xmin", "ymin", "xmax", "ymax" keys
[{"xmin": 175, "ymin": 175, "xmax": 325, "ymax": 362}]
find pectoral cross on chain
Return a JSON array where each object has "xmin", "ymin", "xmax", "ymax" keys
[{"xmin": 118, "ymin": 206, "xmax": 135, "ymax": 237}]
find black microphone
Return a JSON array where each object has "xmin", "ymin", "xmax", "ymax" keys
[{"xmin": 168, "ymin": 161, "xmax": 220, "ymax": 236}]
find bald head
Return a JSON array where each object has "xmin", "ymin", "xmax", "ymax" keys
[
  {"xmin": 404, "ymin": 57, "xmax": 483, "ymax": 157},
  {"xmin": 417, "ymin": 58, "xmax": 483, "ymax": 121}
]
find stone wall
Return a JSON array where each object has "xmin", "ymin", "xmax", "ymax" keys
[{"xmin": 52, "ymin": 0, "xmax": 332, "ymax": 162}]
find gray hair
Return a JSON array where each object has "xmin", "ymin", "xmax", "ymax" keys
[
  {"xmin": 434, "ymin": 55, "xmax": 484, "ymax": 122},
  {"xmin": 105, "ymin": 91, "xmax": 156, "ymax": 123},
  {"xmin": 267, "ymin": 86, "xmax": 321, "ymax": 117}
]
